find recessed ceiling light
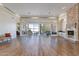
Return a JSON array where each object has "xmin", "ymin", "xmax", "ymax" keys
[
  {"xmin": 15, "ymin": 14, "xmax": 20, "ymax": 17},
  {"xmin": 62, "ymin": 7, "xmax": 66, "ymax": 9}
]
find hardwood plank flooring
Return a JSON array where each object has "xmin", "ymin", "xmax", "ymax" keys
[
  {"xmin": 0, "ymin": 39, "xmax": 22, "ymax": 56},
  {"xmin": 0, "ymin": 34, "xmax": 79, "ymax": 56},
  {"xmin": 18, "ymin": 35, "xmax": 79, "ymax": 56}
]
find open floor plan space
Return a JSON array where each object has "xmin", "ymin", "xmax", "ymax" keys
[{"xmin": 0, "ymin": 3, "xmax": 79, "ymax": 56}]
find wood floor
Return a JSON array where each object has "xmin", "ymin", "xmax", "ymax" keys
[
  {"xmin": 0, "ymin": 39, "xmax": 22, "ymax": 56},
  {"xmin": 0, "ymin": 34, "xmax": 79, "ymax": 56}
]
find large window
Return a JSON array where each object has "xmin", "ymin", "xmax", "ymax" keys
[{"xmin": 28, "ymin": 24, "xmax": 39, "ymax": 33}]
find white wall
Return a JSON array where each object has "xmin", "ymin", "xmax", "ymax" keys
[
  {"xmin": 0, "ymin": 6, "xmax": 19, "ymax": 38},
  {"xmin": 58, "ymin": 13, "xmax": 67, "ymax": 31}
]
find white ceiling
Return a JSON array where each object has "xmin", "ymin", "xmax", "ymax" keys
[{"xmin": 3, "ymin": 3, "xmax": 75, "ymax": 17}]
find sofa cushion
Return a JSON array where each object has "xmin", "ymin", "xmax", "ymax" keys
[{"xmin": 5, "ymin": 33, "xmax": 11, "ymax": 37}]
